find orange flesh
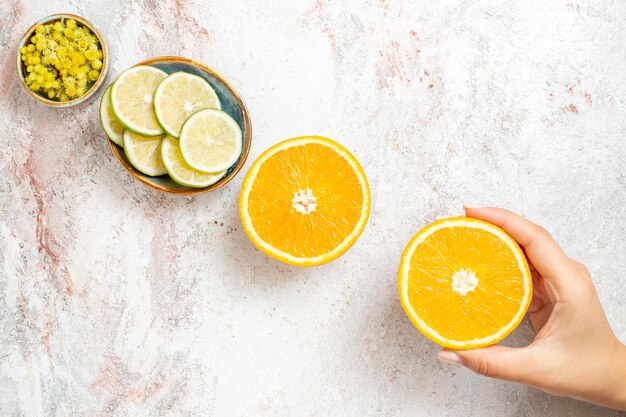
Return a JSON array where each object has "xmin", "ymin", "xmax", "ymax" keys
[
  {"xmin": 246, "ymin": 143, "xmax": 364, "ymax": 258},
  {"xmin": 407, "ymin": 226, "xmax": 526, "ymax": 341}
]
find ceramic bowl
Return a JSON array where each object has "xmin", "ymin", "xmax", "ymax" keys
[
  {"xmin": 107, "ymin": 56, "xmax": 252, "ymax": 194},
  {"xmin": 16, "ymin": 13, "xmax": 110, "ymax": 108}
]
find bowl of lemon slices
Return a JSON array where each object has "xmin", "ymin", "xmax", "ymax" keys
[{"xmin": 100, "ymin": 56, "xmax": 252, "ymax": 194}]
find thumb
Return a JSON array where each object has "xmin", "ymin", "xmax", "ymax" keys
[{"xmin": 437, "ymin": 346, "xmax": 536, "ymax": 383}]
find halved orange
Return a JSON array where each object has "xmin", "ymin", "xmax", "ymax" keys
[
  {"xmin": 398, "ymin": 217, "xmax": 532, "ymax": 349},
  {"xmin": 239, "ymin": 136, "xmax": 370, "ymax": 266}
]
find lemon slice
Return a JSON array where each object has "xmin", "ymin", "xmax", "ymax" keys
[
  {"xmin": 100, "ymin": 85, "xmax": 124, "ymax": 147},
  {"xmin": 110, "ymin": 66, "xmax": 168, "ymax": 136},
  {"xmin": 161, "ymin": 135, "xmax": 226, "ymax": 188},
  {"xmin": 179, "ymin": 109, "xmax": 242, "ymax": 173},
  {"xmin": 154, "ymin": 72, "xmax": 221, "ymax": 138},
  {"xmin": 123, "ymin": 130, "xmax": 167, "ymax": 176}
]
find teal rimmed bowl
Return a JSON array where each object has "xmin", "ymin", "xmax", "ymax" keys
[
  {"xmin": 17, "ymin": 13, "xmax": 110, "ymax": 108},
  {"xmin": 106, "ymin": 56, "xmax": 252, "ymax": 195}
]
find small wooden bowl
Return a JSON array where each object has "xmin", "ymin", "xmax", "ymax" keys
[
  {"xmin": 107, "ymin": 56, "xmax": 252, "ymax": 194},
  {"xmin": 16, "ymin": 13, "xmax": 110, "ymax": 108}
]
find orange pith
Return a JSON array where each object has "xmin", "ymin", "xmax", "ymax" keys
[
  {"xmin": 398, "ymin": 217, "xmax": 532, "ymax": 349},
  {"xmin": 239, "ymin": 136, "xmax": 370, "ymax": 266}
]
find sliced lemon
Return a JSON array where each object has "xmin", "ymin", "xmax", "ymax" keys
[
  {"xmin": 123, "ymin": 130, "xmax": 167, "ymax": 176},
  {"xmin": 179, "ymin": 109, "xmax": 242, "ymax": 173},
  {"xmin": 100, "ymin": 85, "xmax": 124, "ymax": 147},
  {"xmin": 110, "ymin": 65, "xmax": 168, "ymax": 136},
  {"xmin": 154, "ymin": 72, "xmax": 221, "ymax": 138},
  {"xmin": 161, "ymin": 135, "xmax": 226, "ymax": 188}
]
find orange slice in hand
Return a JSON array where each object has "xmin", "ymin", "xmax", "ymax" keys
[
  {"xmin": 398, "ymin": 217, "xmax": 532, "ymax": 349},
  {"xmin": 239, "ymin": 136, "xmax": 370, "ymax": 266}
]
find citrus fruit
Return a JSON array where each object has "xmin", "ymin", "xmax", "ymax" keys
[
  {"xmin": 100, "ymin": 85, "xmax": 124, "ymax": 147},
  {"xmin": 161, "ymin": 135, "xmax": 226, "ymax": 188},
  {"xmin": 398, "ymin": 217, "xmax": 532, "ymax": 349},
  {"xmin": 154, "ymin": 72, "xmax": 221, "ymax": 138},
  {"xmin": 110, "ymin": 65, "xmax": 168, "ymax": 136},
  {"xmin": 239, "ymin": 136, "xmax": 370, "ymax": 266},
  {"xmin": 179, "ymin": 109, "xmax": 242, "ymax": 172},
  {"xmin": 123, "ymin": 130, "xmax": 167, "ymax": 176}
]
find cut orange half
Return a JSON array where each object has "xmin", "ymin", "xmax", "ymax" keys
[
  {"xmin": 398, "ymin": 217, "xmax": 532, "ymax": 349},
  {"xmin": 239, "ymin": 136, "xmax": 370, "ymax": 266}
]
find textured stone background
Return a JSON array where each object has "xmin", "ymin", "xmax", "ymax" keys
[{"xmin": 1, "ymin": 0, "xmax": 625, "ymax": 416}]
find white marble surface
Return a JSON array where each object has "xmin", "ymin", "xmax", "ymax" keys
[{"xmin": 1, "ymin": 0, "xmax": 626, "ymax": 416}]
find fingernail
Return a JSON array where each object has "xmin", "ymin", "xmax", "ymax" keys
[
  {"xmin": 437, "ymin": 350, "xmax": 463, "ymax": 366},
  {"xmin": 463, "ymin": 204, "xmax": 480, "ymax": 209}
]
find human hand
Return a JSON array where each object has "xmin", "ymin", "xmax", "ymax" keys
[{"xmin": 436, "ymin": 207, "xmax": 626, "ymax": 410}]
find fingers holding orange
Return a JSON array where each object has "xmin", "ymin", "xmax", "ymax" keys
[{"xmin": 463, "ymin": 207, "xmax": 581, "ymax": 290}]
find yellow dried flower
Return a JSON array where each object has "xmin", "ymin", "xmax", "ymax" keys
[
  {"xmin": 20, "ymin": 18, "xmax": 103, "ymax": 101},
  {"xmin": 84, "ymin": 49, "xmax": 98, "ymax": 61}
]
